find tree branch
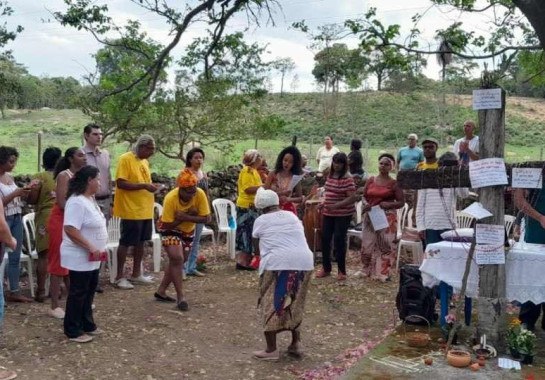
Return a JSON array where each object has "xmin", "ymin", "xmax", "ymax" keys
[{"xmin": 380, "ymin": 41, "xmax": 542, "ymax": 60}]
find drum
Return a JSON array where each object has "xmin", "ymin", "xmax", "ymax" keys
[{"xmin": 303, "ymin": 199, "xmax": 322, "ymax": 252}]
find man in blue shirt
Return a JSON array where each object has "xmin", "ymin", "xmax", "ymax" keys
[{"xmin": 396, "ymin": 133, "xmax": 424, "ymax": 171}]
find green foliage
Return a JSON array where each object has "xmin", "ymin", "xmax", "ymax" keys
[
  {"xmin": 82, "ymin": 21, "xmax": 168, "ymax": 141},
  {"xmin": 0, "ymin": 1, "xmax": 22, "ymax": 48}
]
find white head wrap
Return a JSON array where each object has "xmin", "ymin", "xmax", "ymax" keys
[{"xmin": 254, "ymin": 187, "xmax": 279, "ymax": 210}]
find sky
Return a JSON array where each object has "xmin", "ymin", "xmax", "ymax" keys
[{"xmin": 4, "ymin": 0, "xmax": 502, "ymax": 93}]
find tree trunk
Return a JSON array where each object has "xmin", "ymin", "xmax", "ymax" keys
[
  {"xmin": 377, "ymin": 73, "xmax": 382, "ymax": 91},
  {"xmin": 513, "ymin": 0, "xmax": 545, "ymax": 50},
  {"xmin": 280, "ymin": 71, "xmax": 285, "ymax": 97},
  {"xmin": 476, "ymin": 87, "xmax": 507, "ymax": 351}
]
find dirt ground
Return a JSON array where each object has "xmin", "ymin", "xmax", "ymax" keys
[{"xmin": 1, "ymin": 243, "xmax": 398, "ymax": 380}]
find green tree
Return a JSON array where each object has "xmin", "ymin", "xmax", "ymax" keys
[
  {"xmin": 0, "ymin": 53, "xmax": 25, "ymax": 118},
  {"xmin": 154, "ymin": 32, "xmax": 273, "ymax": 161},
  {"xmin": 0, "ymin": 1, "xmax": 22, "ymax": 49},
  {"xmin": 82, "ymin": 21, "xmax": 167, "ymax": 141},
  {"xmin": 272, "ymin": 57, "xmax": 295, "ymax": 97},
  {"xmin": 54, "ymin": 0, "xmax": 279, "ymax": 104},
  {"xmin": 367, "ymin": 46, "xmax": 411, "ymax": 91}
]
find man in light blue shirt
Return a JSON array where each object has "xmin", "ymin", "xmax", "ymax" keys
[{"xmin": 396, "ymin": 133, "xmax": 424, "ymax": 171}]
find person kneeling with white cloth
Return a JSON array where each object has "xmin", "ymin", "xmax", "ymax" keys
[
  {"xmin": 251, "ymin": 188, "xmax": 314, "ymax": 361},
  {"xmin": 61, "ymin": 166, "xmax": 107, "ymax": 343}
]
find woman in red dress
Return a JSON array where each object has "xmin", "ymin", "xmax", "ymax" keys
[{"xmin": 47, "ymin": 147, "xmax": 87, "ymax": 319}]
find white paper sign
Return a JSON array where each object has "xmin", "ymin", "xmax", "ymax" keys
[
  {"xmin": 288, "ymin": 174, "xmax": 305, "ymax": 191},
  {"xmin": 469, "ymin": 158, "xmax": 508, "ymax": 188},
  {"xmin": 461, "ymin": 202, "xmax": 493, "ymax": 220},
  {"xmin": 511, "ymin": 167, "xmax": 543, "ymax": 189},
  {"xmin": 473, "ymin": 88, "xmax": 502, "ymax": 110},
  {"xmin": 476, "ymin": 224, "xmax": 505, "ymax": 245},
  {"xmin": 475, "ymin": 244, "xmax": 505, "ymax": 265},
  {"xmin": 368, "ymin": 205, "xmax": 389, "ymax": 231},
  {"xmin": 498, "ymin": 357, "xmax": 521, "ymax": 370}
]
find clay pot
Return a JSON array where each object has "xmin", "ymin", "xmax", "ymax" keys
[
  {"xmin": 477, "ymin": 356, "xmax": 486, "ymax": 367},
  {"xmin": 447, "ymin": 350, "xmax": 472, "ymax": 368},
  {"xmin": 424, "ymin": 357, "xmax": 433, "ymax": 365},
  {"xmin": 470, "ymin": 363, "xmax": 480, "ymax": 371}
]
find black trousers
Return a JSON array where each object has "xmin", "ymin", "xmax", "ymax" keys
[
  {"xmin": 519, "ymin": 301, "xmax": 545, "ymax": 330},
  {"xmin": 64, "ymin": 269, "xmax": 99, "ymax": 338},
  {"xmin": 321, "ymin": 215, "xmax": 352, "ymax": 275}
]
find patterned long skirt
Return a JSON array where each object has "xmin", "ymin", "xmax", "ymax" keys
[
  {"xmin": 360, "ymin": 210, "xmax": 397, "ymax": 281},
  {"xmin": 258, "ymin": 270, "xmax": 312, "ymax": 332},
  {"xmin": 235, "ymin": 206, "xmax": 259, "ymax": 254}
]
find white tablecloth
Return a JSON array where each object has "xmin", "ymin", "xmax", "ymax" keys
[{"xmin": 420, "ymin": 241, "xmax": 545, "ymax": 304}]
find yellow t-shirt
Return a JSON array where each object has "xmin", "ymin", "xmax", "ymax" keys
[
  {"xmin": 236, "ymin": 166, "xmax": 262, "ymax": 208},
  {"xmin": 416, "ymin": 161, "xmax": 439, "ymax": 170},
  {"xmin": 161, "ymin": 188, "xmax": 210, "ymax": 233},
  {"xmin": 113, "ymin": 152, "xmax": 154, "ymax": 220}
]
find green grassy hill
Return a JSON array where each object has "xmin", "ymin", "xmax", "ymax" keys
[{"xmin": 1, "ymin": 92, "xmax": 544, "ymax": 176}]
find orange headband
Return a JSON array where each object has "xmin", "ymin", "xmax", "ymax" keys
[{"xmin": 177, "ymin": 168, "xmax": 198, "ymax": 188}]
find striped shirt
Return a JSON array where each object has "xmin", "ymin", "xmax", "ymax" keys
[
  {"xmin": 0, "ymin": 180, "xmax": 22, "ymax": 216},
  {"xmin": 323, "ymin": 176, "xmax": 356, "ymax": 217},
  {"xmin": 415, "ymin": 188, "xmax": 469, "ymax": 231}
]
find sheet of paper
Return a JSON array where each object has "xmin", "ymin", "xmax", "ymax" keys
[
  {"xmin": 473, "ymin": 88, "xmax": 502, "ymax": 110},
  {"xmin": 511, "ymin": 167, "xmax": 543, "ymax": 189},
  {"xmin": 461, "ymin": 202, "xmax": 493, "ymax": 220},
  {"xmin": 498, "ymin": 357, "xmax": 521, "ymax": 370},
  {"xmin": 469, "ymin": 158, "xmax": 508, "ymax": 188},
  {"xmin": 288, "ymin": 174, "xmax": 305, "ymax": 191},
  {"xmin": 368, "ymin": 205, "xmax": 389, "ymax": 231},
  {"xmin": 475, "ymin": 244, "xmax": 505, "ymax": 265},
  {"xmin": 476, "ymin": 224, "xmax": 505, "ymax": 245}
]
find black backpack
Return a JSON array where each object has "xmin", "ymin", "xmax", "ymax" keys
[{"xmin": 396, "ymin": 264, "xmax": 437, "ymax": 325}]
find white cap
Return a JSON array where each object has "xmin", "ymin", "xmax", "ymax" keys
[
  {"xmin": 408, "ymin": 133, "xmax": 418, "ymax": 140},
  {"xmin": 254, "ymin": 187, "xmax": 279, "ymax": 209}
]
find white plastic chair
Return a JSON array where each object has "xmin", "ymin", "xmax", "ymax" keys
[
  {"xmin": 106, "ymin": 216, "xmax": 121, "ymax": 284},
  {"xmin": 456, "ymin": 211, "xmax": 475, "ymax": 228},
  {"xmin": 201, "ymin": 225, "xmax": 216, "ymax": 244},
  {"xmin": 346, "ymin": 201, "xmax": 363, "ymax": 252},
  {"xmin": 19, "ymin": 212, "xmax": 37, "ymax": 297},
  {"xmin": 505, "ymin": 215, "xmax": 516, "ymax": 238},
  {"xmin": 396, "ymin": 203, "xmax": 410, "ymax": 240},
  {"xmin": 212, "ymin": 199, "xmax": 237, "ymax": 259},
  {"xmin": 396, "ymin": 207, "xmax": 423, "ymax": 271},
  {"xmin": 151, "ymin": 203, "xmax": 163, "ymax": 272},
  {"xmin": 0, "ymin": 252, "xmax": 8, "ymax": 288}
]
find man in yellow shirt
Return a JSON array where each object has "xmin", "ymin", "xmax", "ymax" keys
[
  {"xmin": 416, "ymin": 138, "xmax": 439, "ymax": 170},
  {"xmin": 154, "ymin": 168, "xmax": 211, "ymax": 311},
  {"xmin": 113, "ymin": 135, "xmax": 159, "ymax": 290}
]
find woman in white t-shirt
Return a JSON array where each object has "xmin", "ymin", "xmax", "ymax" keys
[
  {"xmin": 251, "ymin": 188, "xmax": 314, "ymax": 361},
  {"xmin": 61, "ymin": 166, "xmax": 107, "ymax": 343}
]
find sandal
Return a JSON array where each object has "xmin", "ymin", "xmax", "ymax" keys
[
  {"xmin": 176, "ymin": 300, "xmax": 189, "ymax": 312},
  {"xmin": 154, "ymin": 292, "xmax": 176, "ymax": 303}
]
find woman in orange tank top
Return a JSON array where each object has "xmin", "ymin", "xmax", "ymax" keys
[{"xmin": 360, "ymin": 154, "xmax": 404, "ymax": 282}]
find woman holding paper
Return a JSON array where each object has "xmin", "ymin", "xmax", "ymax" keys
[
  {"xmin": 315, "ymin": 152, "xmax": 358, "ymax": 281},
  {"xmin": 264, "ymin": 146, "xmax": 304, "ymax": 215},
  {"xmin": 360, "ymin": 153, "xmax": 404, "ymax": 282}
]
